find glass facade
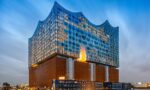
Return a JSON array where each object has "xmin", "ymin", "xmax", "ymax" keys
[{"xmin": 29, "ymin": 2, "xmax": 119, "ymax": 67}]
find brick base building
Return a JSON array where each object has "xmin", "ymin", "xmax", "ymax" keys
[{"xmin": 29, "ymin": 55, "xmax": 119, "ymax": 88}]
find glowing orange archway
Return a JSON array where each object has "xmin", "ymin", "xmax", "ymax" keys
[{"xmin": 77, "ymin": 46, "xmax": 87, "ymax": 62}]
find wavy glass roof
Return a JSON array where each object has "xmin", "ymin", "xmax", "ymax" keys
[{"xmin": 31, "ymin": 1, "xmax": 118, "ymax": 38}]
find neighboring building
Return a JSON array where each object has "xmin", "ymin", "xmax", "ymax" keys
[{"xmin": 29, "ymin": 2, "xmax": 119, "ymax": 88}]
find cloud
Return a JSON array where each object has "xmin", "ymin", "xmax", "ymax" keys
[
  {"xmin": 105, "ymin": 8, "xmax": 150, "ymax": 82},
  {"xmin": 0, "ymin": 0, "xmax": 52, "ymax": 85},
  {"xmin": 0, "ymin": 54, "xmax": 28, "ymax": 85}
]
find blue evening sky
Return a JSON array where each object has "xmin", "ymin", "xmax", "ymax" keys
[{"xmin": 0, "ymin": 0, "xmax": 150, "ymax": 85}]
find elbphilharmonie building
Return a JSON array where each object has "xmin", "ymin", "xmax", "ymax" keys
[{"xmin": 29, "ymin": 2, "xmax": 119, "ymax": 88}]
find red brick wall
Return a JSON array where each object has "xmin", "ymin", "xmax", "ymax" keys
[
  {"xmin": 29, "ymin": 57, "xmax": 119, "ymax": 88},
  {"xmin": 29, "ymin": 57, "xmax": 66, "ymax": 88},
  {"xmin": 74, "ymin": 61, "xmax": 90, "ymax": 81},
  {"xmin": 109, "ymin": 67, "xmax": 119, "ymax": 82},
  {"xmin": 56, "ymin": 58, "xmax": 66, "ymax": 79},
  {"xmin": 96, "ymin": 65, "xmax": 105, "ymax": 82},
  {"xmin": 29, "ymin": 67, "xmax": 36, "ymax": 87}
]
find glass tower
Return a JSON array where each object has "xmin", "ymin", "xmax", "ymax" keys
[{"xmin": 29, "ymin": 2, "xmax": 119, "ymax": 68}]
